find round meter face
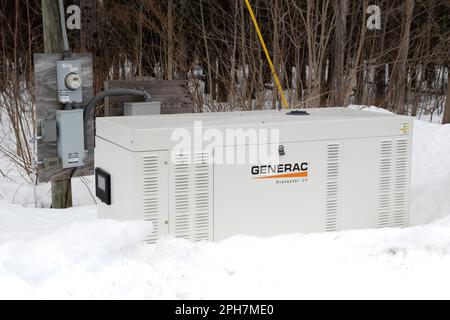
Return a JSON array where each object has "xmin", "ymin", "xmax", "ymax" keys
[{"xmin": 65, "ymin": 73, "xmax": 82, "ymax": 90}]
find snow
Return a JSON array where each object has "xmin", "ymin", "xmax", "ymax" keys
[
  {"xmin": 1, "ymin": 210, "xmax": 450, "ymax": 299},
  {"xmin": 0, "ymin": 107, "xmax": 450, "ymax": 299},
  {"xmin": 0, "ymin": 151, "xmax": 97, "ymax": 208},
  {"xmin": 0, "ymin": 214, "xmax": 152, "ymax": 299},
  {"xmin": 0, "ymin": 203, "xmax": 96, "ymax": 243},
  {"xmin": 411, "ymin": 120, "xmax": 450, "ymax": 224}
]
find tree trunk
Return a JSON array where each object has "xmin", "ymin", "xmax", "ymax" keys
[
  {"xmin": 167, "ymin": 0, "xmax": 174, "ymax": 80},
  {"xmin": 373, "ymin": 1, "xmax": 388, "ymax": 107},
  {"xmin": 240, "ymin": 0, "xmax": 247, "ymax": 103},
  {"xmin": 375, "ymin": 65, "xmax": 387, "ymax": 107},
  {"xmin": 80, "ymin": 0, "xmax": 96, "ymax": 52},
  {"xmin": 42, "ymin": 0, "xmax": 73, "ymax": 209},
  {"xmin": 390, "ymin": 0, "xmax": 414, "ymax": 115},
  {"xmin": 200, "ymin": 0, "xmax": 213, "ymax": 103},
  {"xmin": 331, "ymin": 0, "xmax": 347, "ymax": 107},
  {"xmin": 230, "ymin": 0, "xmax": 239, "ymax": 108},
  {"xmin": 272, "ymin": 0, "xmax": 280, "ymax": 109},
  {"xmin": 178, "ymin": 0, "xmax": 188, "ymax": 79},
  {"xmin": 443, "ymin": 81, "xmax": 450, "ymax": 124},
  {"xmin": 80, "ymin": 0, "xmax": 102, "ymax": 90},
  {"xmin": 137, "ymin": 2, "xmax": 143, "ymax": 78}
]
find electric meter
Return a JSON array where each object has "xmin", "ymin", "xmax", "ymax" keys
[
  {"xmin": 65, "ymin": 73, "xmax": 82, "ymax": 90},
  {"xmin": 56, "ymin": 60, "xmax": 83, "ymax": 104}
]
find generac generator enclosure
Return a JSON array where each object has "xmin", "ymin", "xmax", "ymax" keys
[{"xmin": 95, "ymin": 108, "xmax": 413, "ymax": 242}]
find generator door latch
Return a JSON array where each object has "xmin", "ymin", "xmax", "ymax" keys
[{"xmin": 279, "ymin": 145, "xmax": 286, "ymax": 156}]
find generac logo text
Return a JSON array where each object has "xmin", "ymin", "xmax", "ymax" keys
[{"xmin": 251, "ymin": 163, "xmax": 309, "ymax": 180}]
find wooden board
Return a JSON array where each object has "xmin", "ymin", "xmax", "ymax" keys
[
  {"xmin": 104, "ymin": 80, "xmax": 195, "ymax": 116},
  {"xmin": 34, "ymin": 53, "xmax": 94, "ymax": 183}
]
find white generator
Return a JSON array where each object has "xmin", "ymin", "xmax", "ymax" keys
[{"xmin": 95, "ymin": 108, "xmax": 413, "ymax": 242}]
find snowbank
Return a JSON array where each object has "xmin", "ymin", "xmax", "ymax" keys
[
  {"xmin": 0, "ymin": 213, "xmax": 152, "ymax": 299},
  {"xmin": 0, "ymin": 172, "xmax": 97, "ymax": 209},
  {"xmin": 411, "ymin": 120, "xmax": 450, "ymax": 224},
  {"xmin": 1, "ymin": 209, "xmax": 450, "ymax": 299},
  {"xmin": 0, "ymin": 107, "xmax": 449, "ymax": 299},
  {"xmin": 0, "ymin": 203, "xmax": 96, "ymax": 243}
]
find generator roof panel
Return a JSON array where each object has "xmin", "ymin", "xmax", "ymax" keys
[
  {"xmin": 96, "ymin": 108, "xmax": 413, "ymax": 151},
  {"xmin": 99, "ymin": 108, "xmax": 400, "ymax": 129}
]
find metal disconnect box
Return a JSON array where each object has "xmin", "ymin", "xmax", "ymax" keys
[
  {"xmin": 95, "ymin": 108, "xmax": 413, "ymax": 243},
  {"xmin": 124, "ymin": 102, "xmax": 161, "ymax": 116},
  {"xmin": 56, "ymin": 109, "xmax": 85, "ymax": 168}
]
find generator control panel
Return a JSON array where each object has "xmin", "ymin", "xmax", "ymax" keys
[{"xmin": 56, "ymin": 60, "xmax": 83, "ymax": 104}]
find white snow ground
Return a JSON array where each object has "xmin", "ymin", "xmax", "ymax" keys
[{"xmin": 0, "ymin": 108, "xmax": 449, "ymax": 299}]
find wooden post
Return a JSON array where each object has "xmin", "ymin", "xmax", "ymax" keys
[
  {"xmin": 42, "ymin": 0, "xmax": 64, "ymax": 54},
  {"xmin": 42, "ymin": 0, "xmax": 73, "ymax": 209}
]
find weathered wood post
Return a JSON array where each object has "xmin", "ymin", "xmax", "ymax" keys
[{"xmin": 41, "ymin": 0, "xmax": 73, "ymax": 208}]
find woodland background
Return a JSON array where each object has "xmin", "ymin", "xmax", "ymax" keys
[{"xmin": 0, "ymin": 0, "xmax": 449, "ymax": 179}]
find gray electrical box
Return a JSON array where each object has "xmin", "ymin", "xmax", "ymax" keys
[
  {"xmin": 124, "ymin": 102, "xmax": 161, "ymax": 116},
  {"xmin": 56, "ymin": 60, "xmax": 83, "ymax": 104},
  {"xmin": 56, "ymin": 109, "xmax": 85, "ymax": 169},
  {"xmin": 40, "ymin": 119, "xmax": 57, "ymax": 143}
]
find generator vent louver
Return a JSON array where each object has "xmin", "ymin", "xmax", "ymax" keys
[
  {"xmin": 193, "ymin": 152, "xmax": 212, "ymax": 241},
  {"xmin": 325, "ymin": 144, "xmax": 340, "ymax": 232},
  {"xmin": 392, "ymin": 139, "xmax": 409, "ymax": 227},
  {"xmin": 171, "ymin": 152, "xmax": 213, "ymax": 241},
  {"xmin": 378, "ymin": 140, "xmax": 393, "ymax": 228},
  {"xmin": 173, "ymin": 153, "xmax": 190, "ymax": 239},
  {"xmin": 377, "ymin": 139, "xmax": 409, "ymax": 228},
  {"xmin": 141, "ymin": 154, "xmax": 161, "ymax": 243}
]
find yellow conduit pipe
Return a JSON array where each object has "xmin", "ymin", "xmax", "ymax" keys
[{"xmin": 244, "ymin": 0, "xmax": 289, "ymax": 109}]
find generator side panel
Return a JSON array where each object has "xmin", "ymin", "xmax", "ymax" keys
[
  {"xmin": 339, "ymin": 138, "xmax": 385, "ymax": 230},
  {"xmin": 95, "ymin": 138, "xmax": 170, "ymax": 242},
  {"xmin": 96, "ymin": 138, "xmax": 139, "ymax": 221},
  {"xmin": 340, "ymin": 135, "xmax": 412, "ymax": 230},
  {"xmin": 340, "ymin": 135, "xmax": 412, "ymax": 229}
]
